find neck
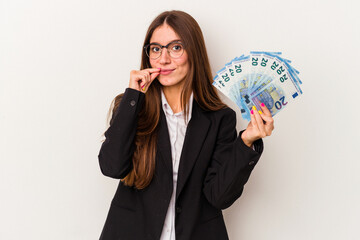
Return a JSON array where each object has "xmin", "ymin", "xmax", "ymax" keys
[{"xmin": 163, "ymin": 84, "xmax": 183, "ymax": 114}]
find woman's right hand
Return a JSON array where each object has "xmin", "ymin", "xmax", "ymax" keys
[{"xmin": 129, "ymin": 68, "xmax": 161, "ymax": 93}]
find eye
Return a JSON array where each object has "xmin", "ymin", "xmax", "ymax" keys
[
  {"xmin": 171, "ymin": 44, "xmax": 183, "ymax": 52},
  {"xmin": 151, "ymin": 46, "xmax": 161, "ymax": 53}
]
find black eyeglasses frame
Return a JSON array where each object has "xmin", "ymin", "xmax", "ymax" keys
[{"xmin": 143, "ymin": 41, "xmax": 185, "ymax": 59}]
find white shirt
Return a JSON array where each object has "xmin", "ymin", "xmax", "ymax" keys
[{"xmin": 159, "ymin": 90, "xmax": 193, "ymax": 240}]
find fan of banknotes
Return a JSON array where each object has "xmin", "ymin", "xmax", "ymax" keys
[{"xmin": 213, "ymin": 51, "xmax": 303, "ymax": 121}]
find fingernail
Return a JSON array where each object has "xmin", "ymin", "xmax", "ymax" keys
[
  {"xmin": 258, "ymin": 111, "xmax": 263, "ymax": 114},
  {"xmin": 140, "ymin": 85, "xmax": 144, "ymax": 88},
  {"xmin": 251, "ymin": 110, "xmax": 254, "ymax": 114},
  {"xmin": 252, "ymin": 106, "xmax": 257, "ymax": 111},
  {"xmin": 142, "ymin": 86, "xmax": 146, "ymax": 91},
  {"xmin": 158, "ymin": 68, "xmax": 161, "ymax": 70},
  {"xmin": 261, "ymin": 103, "xmax": 265, "ymax": 107}
]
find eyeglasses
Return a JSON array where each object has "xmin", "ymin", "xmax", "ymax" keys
[{"xmin": 144, "ymin": 41, "xmax": 185, "ymax": 60}]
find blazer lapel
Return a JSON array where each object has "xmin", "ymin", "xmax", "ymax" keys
[
  {"xmin": 176, "ymin": 100, "xmax": 210, "ymax": 200},
  {"xmin": 158, "ymin": 108, "xmax": 173, "ymax": 176}
]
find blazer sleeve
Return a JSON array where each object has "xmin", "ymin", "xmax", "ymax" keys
[
  {"xmin": 98, "ymin": 88, "xmax": 145, "ymax": 179},
  {"xmin": 202, "ymin": 109, "xmax": 264, "ymax": 210}
]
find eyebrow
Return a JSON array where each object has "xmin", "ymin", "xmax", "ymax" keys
[{"xmin": 149, "ymin": 39, "xmax": 182, "ymax": 45}]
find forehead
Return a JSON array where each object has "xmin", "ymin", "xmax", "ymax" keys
[{"xmin": 150, "ymin": 24, "xmax": 181, "ymax": 45}]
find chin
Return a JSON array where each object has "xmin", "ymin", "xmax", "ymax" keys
[
  {"xmin": 158, "ymin": 77, "xmax": 176, "ymax": 86},
  {"xmin": 158, "ymin": 76, "xmax": 186, "ymax": 88}
]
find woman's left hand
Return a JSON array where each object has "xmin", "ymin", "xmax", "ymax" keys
[{"xmin": 241, "ymin": 103, "xmax": 275, "ymax": 148}]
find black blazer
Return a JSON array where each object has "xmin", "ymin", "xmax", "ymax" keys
[{"xmin": 98, "ymin": 88, "xmax": 263, "ymax": 240}]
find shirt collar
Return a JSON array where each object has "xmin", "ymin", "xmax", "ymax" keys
[{"xmin": 161, "ymin": 89, "xmax": 193, "ymax": 124}]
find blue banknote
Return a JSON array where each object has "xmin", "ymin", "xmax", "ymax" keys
[{"xmin": 213, "ymin": 51, "xmax": 303, "ymax": 120}]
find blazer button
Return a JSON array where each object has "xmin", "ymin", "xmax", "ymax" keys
[
  {"xmin": 176, "ymin": 206, "xmax": 182, "ymax": 213},
  {"xmin": 249, "ymin": 160, "xmax": 255, "ymax": 166},
  {"xmin": 130, "ymin": 100, "xmax": 136, "ymax": 106}
]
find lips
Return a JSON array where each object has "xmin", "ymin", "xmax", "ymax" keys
[{"xmin": 160, "ymin": 69, "xmax": 175, "ymax": 75}]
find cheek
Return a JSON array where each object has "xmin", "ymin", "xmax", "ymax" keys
[
  {"xmin": 177, "ymin": 56, "xmax": 189, "ymax": 71},
  {"xmin": 181, "ymin": 61, "xmax": 190, "ymax": 74},
  {"xmin": 181, "ymin": 63, "xmax": 189, "ymax": 75},
  {"xmin": 149, "ymin": 59, "xmax": 156, "ymax": 68}
]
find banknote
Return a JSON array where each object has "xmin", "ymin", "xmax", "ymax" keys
[{"xmin": 213, "ymin": 51, "xmax": 303, "ymax": 120}]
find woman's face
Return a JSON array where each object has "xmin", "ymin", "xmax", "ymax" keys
[{"xmin": 149, "ymin": 24, "xmax": 189, "ymax": 88}]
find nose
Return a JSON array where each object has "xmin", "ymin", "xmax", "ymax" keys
[{"xmin": 159, "ymin": 48, "xmax": 171, "ymax": 65}]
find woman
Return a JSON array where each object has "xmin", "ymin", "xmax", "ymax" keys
[{"xmin": 98, "ymin": 10, "xmax": 274, "ymax": 240}]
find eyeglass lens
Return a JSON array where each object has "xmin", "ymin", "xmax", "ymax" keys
[{"xmin": 146, "ymin": 42, "xmax": 184, "ymax": 59}]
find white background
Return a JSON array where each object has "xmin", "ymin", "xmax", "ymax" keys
[{"xmin": 1, "ymin": 0, "xmax": 359, "ymax": 239}]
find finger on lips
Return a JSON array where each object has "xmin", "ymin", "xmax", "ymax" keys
[
  {"xmin": 140, "ymin": 77, "xmax": 146, "ymax": 89},
  {"xmin": 146, "ymin": 68, "xmax": 161, "ymax": 73},
  {"xmin": 150, "ymin": 71, "xmax": 160, "ymax": 81},
  {"xmin": 140, "ymin": 69, "xmax": 161, "ymax": 91}
]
